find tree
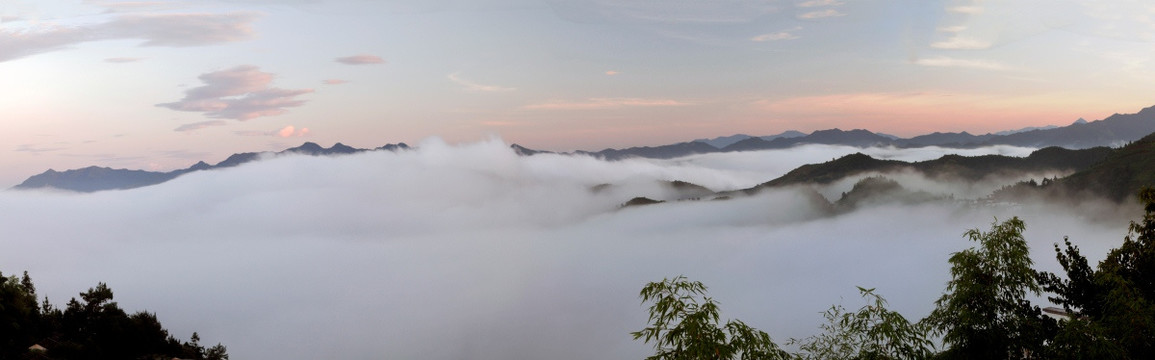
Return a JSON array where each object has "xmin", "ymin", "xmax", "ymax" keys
[
  {"xmin": 0, "ymin": 271, "xmax": 41, "ymax": 359},
  {"xmin": 632, "ymin": 275, "xmax": 790, "ymax": 360},
  {"xmin": 922, "ymin": 217, "xmax": 1054, "ymax": 359},
  {"xmin": 1039, "ymin": 188, "xmax": 1155, "ymax": 358},
  {"xmin": 791, "ymin": 287, "xmax": 933, "ymax": 360}
]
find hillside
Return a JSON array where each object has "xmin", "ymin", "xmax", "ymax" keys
[
  {"xmin": 1056, "ymin": 132, "xmax": 1155, "ymax": 201},
  {"xmin": 13, "ymin": 142, "xmax": 408, "ymax": 193},
  {"xmin": 743, "ymin": 146, "xmax": 1113, "ymax": 194}
]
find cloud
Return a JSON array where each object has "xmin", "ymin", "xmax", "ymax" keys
[
  {"xmin": 936, "ymin": 25, "xmax": 966, "ymax": 33},
  {"xmin": 0, "ymin": 12, "xmax": 259, "ymax": 62},
  {"xmin": 448, "ymin": 73, "xmax": 515, "ymax": 93},
  {"xmin": 85, "ymin": 1, "xmax": 175, "ymax": 13},
  {"xmin": 174, "ymin": 120, "xmax": 227, "ymax": 132},
  {"xmin": 523, "ymin": 97, "xmax": 689, "ymax": 110},
  {"xmin": 751, "ymin": 27, "xmax": 801, "ymax": 41},
  {"xmin": 14, "ymin": 144, "xmax": 65, "ymax": 154},
  {"xmin": 548, "ymin": 0, "xmax": 781, "ymax": 24},
  {"xmin": 322, "ymin": 79, "xmax": 348, "ymax": 85},
  {"xmin": 335, "ymin": 54, "xmax": 385, "ymax": 65},
  {"xmin": 235, "ymin": 125, "xmax": 310, "ymax": 137},
  {"xmin": 913, "ymin": 56, "xmax": 1009, "ymax": 70},
  {"xmin": 930, "ymin": 36, "xmax": 991, "ymax": 49},
  {"xmin": 796, "ymin": 0, "xmax": 844, "ymax": 7},
  {"xmin": 104, "ymin": 57, "xmax": 144, "ymax": 63},
  {"xmin": 948, "ymin": 6, "xmax": 983, "ymax": 14},
  {"xmin": 797, "ymin": 9, "xmax": 844, "ymax": 19},
  {"xmin": 157, "ymin": 65, "xmax": 314, "ymax": 121},
  {"xmin": 0, "ymin": 139, "xmax": 1130, "ymax": 360},
  {"xmin": 605, "ymin": 70, "xmax": 620, "ymax": 76}
]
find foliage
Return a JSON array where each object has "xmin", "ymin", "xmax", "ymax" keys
[
  {"xmin": 791, "ymin": 287, "xmax": 933, "ymax": 360},
  {"xmin": 1039, "ymin": 187, "xmax": 1155, "ymax": 358},
  {"xmin": 0, "ymin": 270, "xmax": 226, "ymax": 360},
  {"xmin": 632, "ymin": 275, "xmax": 790, "ymax": 360},
  {"xmin": 921, "ymin": 217, "xmax": 1056, "ymax": 359}
]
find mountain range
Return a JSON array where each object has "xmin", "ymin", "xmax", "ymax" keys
[
  {"xmin": 11, "ymin": 104, "xmax": 1155, "ymax": 193},
  {"xmin": 526, "ymin": 105, "xmax": 1155, "ymax": 160},
  {"xmin": 14, "ymin": 142, "xmax": 408, "ymax": 193}
]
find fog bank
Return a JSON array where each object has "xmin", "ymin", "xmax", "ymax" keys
[{"xmin": 0, "ymin": 138, "xmax": 1131, "ymax": 359}]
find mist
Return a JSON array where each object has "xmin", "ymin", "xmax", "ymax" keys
[{"xmin": 0, "ymin": 138, "xmax": 1133, "ymax": 359}]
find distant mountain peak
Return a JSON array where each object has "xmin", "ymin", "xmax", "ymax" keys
[{"xmin": 1073, "ymin": 118, "xmax": 1088, "ymax": 125}]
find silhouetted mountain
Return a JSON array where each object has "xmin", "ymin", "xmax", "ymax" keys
[
  {"xmin": 580, "ymin": 141, "xmax": 719, "ymax": 160},
  {"xmin": 720, "ymin": 129, "xmax": 897, "ymax": 152},
  {"xmin": 693, "ymin": 130, "xmax": 806, "ymax": 148},
  {"xmin": 14, "ymin": 167, "xmax": 180, "ymax": 193},
  {"xmin": 286, "ymin": 142, "xmax": 363, "ymax": 155},
  {"xmin": 13, "ymin": 142, "xmax": 409, "ymax": 192},
  {"xmin": 989, "ymin": 106, "xmax": 1155, "ymax": 148},
  {"xmin": 693, "ymin": 134, "xmax": 753, "ymax": 148},
  {"xmin": 510, "ymin": 144, "xmax": 552, "ymax": 156},
  {"xmin": 993, "ymin": 125, "xmax": 1060, "ymax": 136},
  {"xmin": 549, "ymin": 105, "xmax": 1155, "ymax": 159},
  {"xmin": 742, "ymin": 146, "xmax": 1112, "ymax": 194},
  {"xmin": 376, "ymin": 143, "xmax": 410, "ymax": 151},
  {"xmin": 900, "ymin": 132, "xmax": 993, "ymax": 147}
]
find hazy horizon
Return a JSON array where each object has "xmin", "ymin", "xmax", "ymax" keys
[{"xmin": 5, "ymin": 0, "xmax": 1155, "ymax": 185}]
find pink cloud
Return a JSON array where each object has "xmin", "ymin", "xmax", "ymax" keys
[
  {"xmin": 174, "ymin": 120, "xmax": 227, "ymax": 132},
  {"xmin": 157, "ymin": 65, "xmax": 313, "ymax": 121},
  {"xmin": 335, "ymin": 54, "xmax": 385, "ymax": 65},
  {"xmin": 323, "ymin": 79, "xmax": 348, "ymax": 85},
  {"xmin": 0, "ymin": 12, "xmax": 258, "ymax": 62},
  {"xmin": 235, "ymin": 125, "xmax": 310, "ymax": 137}
]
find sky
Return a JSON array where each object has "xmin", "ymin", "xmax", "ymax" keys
[{"xmin": 2, "ymin": 0, "xmax": 1155, "ymax": 185}]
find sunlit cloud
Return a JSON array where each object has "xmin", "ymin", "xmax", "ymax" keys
[
  {"xmin": 936, "ymin": 25, "xmax": 966, "ymax": 33},
  {"xmin": 322, "ymin": 79, "xmax": 348, "ymax": 85},
  {"xmin": 751, "ymin": 27, "xmax": 801, "ymax": 41},
  {"xmin": 913, "ymin": 56, "xmax": 1009, "ymax": 71},
  {"xmin": 931, "ymin": 36, "xmax": 991, "ymax": 49},
  {"xmin": 523, "ymin": 98, "xmax": 689, "ymax": 110},
  {"xmin": 447, "ymin": 73, "xmax": 515, "ymax": 93},
  {"xmin": 235, "ymin": 125, "xmax": 310, "ymax": 137},
  {"xmin": 104, "ymin": 57, "xmax": 144, "ymax": 63},
  {"xmin": 0, "ymin": 12, "xmax": 259, "ymax": 62},
  {"xmin": 335, "ymin": 54, "xmax": 385, "ymax": 65},
  {"xmin": 174, "ymin": 120, "xmax": 227, "ymax": 132},
  {"xmin": 605, "ymin": 70, "xmax": 620, "ymax": 75},
  {"xmin": 797, "ymin": 9, "xmax": 845, "ymax": 19},
  {"xmin": 157, "ymin": 65, "xmax": 313, "ymax": 121}
]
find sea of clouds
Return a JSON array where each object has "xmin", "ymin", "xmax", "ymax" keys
[{"xmin": 0, "ymin": 138, "xmax": 1136, "ymax": 359}]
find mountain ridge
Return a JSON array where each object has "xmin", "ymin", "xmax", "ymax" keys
[{"xmin": 13, "ymin": 142, "xmax": 408, "ymax": 193}]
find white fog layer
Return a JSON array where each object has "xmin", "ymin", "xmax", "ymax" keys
[{"xmin": 0, "ymin": 139, "xmax": 1132, "ymax": 359}]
